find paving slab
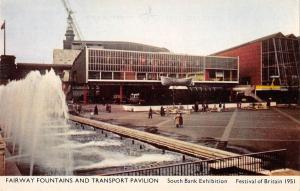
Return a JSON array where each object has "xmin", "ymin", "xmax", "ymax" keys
[{"xmin": 79, "ymin": 104, "xmax": 300, "ymax": 170}]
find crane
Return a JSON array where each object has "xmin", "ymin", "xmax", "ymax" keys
[{"xmin": 61, "ymin": 0, "xmax": 84, "ymax": 42}]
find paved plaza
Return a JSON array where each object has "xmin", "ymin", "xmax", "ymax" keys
[{"xmin": 80, "ymin": 105, "xmax": 300, "ymax": 170}]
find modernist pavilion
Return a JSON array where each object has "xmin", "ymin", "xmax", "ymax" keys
[{"xmin": 70, "ymin": 47, "xmax": 238, "ymax": 104}]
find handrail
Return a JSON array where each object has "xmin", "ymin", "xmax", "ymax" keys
[{"xmin": 102, "ymin": 149, "xmax": 287, "ymax": 176}]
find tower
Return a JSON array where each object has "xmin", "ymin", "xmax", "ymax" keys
[{"xmin": 63, "ymin": 14, "xmax": 75, "ymax": 49}]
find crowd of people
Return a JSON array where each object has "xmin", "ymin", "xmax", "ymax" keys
[
  {"xmin": 193, "ymin": 102, "xmax": 227, "ymax": 112},
  {"xmin": 147, "ymin": 102, "xmax": 232, "ymax": 128},
  {"xmin": 72, "ymin": 103, "xmax": 112, "ymax": 115},
  {"xmin": 93, "ymin": 104, "xmax": 112, "ymax": 114},
  {"xmin": 73, "ymin": 101, "xmax": 232, "ymax": 129}
]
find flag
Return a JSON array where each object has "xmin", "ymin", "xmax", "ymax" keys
[{"xmin": 1, "ymin": 21, "xmax": 5, "ymax": 30}]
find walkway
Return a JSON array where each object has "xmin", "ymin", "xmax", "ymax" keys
[
  {"xmin": 216, "ymin": 109, "xmax": 238, "ymax": 148},
  {"xmin": 273, "ymin": 108, "xmax": 300, "ymax": 125},
  {"xmin": 78, "ymin": 105, "xmax": 300, "ymax": 171},
  {"xmin": 219, "ymin": 109, "xmax": 238, "ymax": 142},
  {"xmin": 69, "ymin": 115, "xmax": 238, "ymax": 159}
]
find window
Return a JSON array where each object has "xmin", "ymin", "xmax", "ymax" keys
[
  {"xmin": 113, "ymin": 72, "xmax": 123, "ymax": 80},
  {"xmin": 147, "ymin": 73, "xmax": 157, "ymax": 80},
  {"xmin": 88, "ymin": 71, "xmax": 100, "ymax": 79},
  {"xmin": 137, "ymin": 73, "xmax": 146, "ymax": 80},
  {"xmin": 101, "ymin": 72, "xmax": 112, "ymax": 79}
]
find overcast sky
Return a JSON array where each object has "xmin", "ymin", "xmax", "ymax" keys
[{"xmin": 0, "ymin": 0, "xmax": 299, "ymax": 63}]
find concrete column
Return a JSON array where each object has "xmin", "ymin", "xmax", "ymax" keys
[
  {"xmin": 205, "ymin": 70, "xmax": 210, "ymax": 81},
  {"xmin": 83, "ymin": 85, "xmax": 88, "ymax": 104},
  {"xmin": 120, "ymin": 85, "xmax": 124, "ymax": 101}
]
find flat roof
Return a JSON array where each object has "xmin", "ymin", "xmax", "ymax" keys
[
  {"xmin": 16, "ymin": 63, "xmax": 72, "ymax": 70},
  {"xmin": 70, "ymin": 40, "xmax": 170, "ymax": 52}
]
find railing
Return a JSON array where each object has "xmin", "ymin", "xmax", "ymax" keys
[{"xmin": 104, "ymin": 149, "xmax": 286, "ymax": 176}]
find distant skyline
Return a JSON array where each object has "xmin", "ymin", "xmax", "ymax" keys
[{"xmin": 0, "ymin": 0, "xmax": 299, "ymax": 63}]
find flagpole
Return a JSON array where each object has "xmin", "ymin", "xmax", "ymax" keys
[
  {"xmin": 1, "ymin": 20, "xmax": 5, "ymax": 55},
  {"xmin": 3, "ymin": 22, "xmax": 5, "ymax": 55}
]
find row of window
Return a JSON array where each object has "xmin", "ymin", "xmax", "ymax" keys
[
  {"xmin": 87, "ymin": 49, "xmax": 238, "ymax": 73},
  {"xmin": 205, "ymin": 57, "xmax": 238, "ymax": 69},
  {"xmin": 262, "ymin": 52, "xmax": 299, "ymax": 67},
  {"xmin": 88, "ymin": 72, "xmax": 204, "ymax": 80},
  {"xmin": 88, "ymin": 71, "xmax": 238, "ymax": 82},
  {"xmin": 88, "ymin": 63, "xmax": 201, "ymax": 73},
  {"xmin": 262, "ymin": 38, "xmax": 299, "ymax": 53},
  {"xmin": 261, "ymin": 41, "xmax": 299, "ymax": 85}
]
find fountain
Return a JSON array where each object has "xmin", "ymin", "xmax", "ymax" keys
[
  {"xmin": 0, "ymin": 70, "xmax": 194, "ymax": 176},
  {"xmin": 0, "ymin": 70, "xmax": 73, "ymax": 175}
]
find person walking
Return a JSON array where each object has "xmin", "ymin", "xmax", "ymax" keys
[
  {"xmin": 237, "ymin": 101, "xmax": 241, "ymax": 109},
  {"xmin": 194, "ymin": 102, "xmax": 199, "ymax": 112},
  {"xmin": 267, "ymin": 98, "xmax": 271, "ymax": 108},
  {"xmin": 78, "ymin": 104, "xmax": 82, "ymax": 113},
  {"xmin": 160, "ymin": 106, "xmax": 165, "ymax": 116},
  {"xmin": 175, "ymin": 113, "xmax": 180, "ymax": 128},
  {"xmin": 94, "ymin": 105, "xmax": 98, "ymax": 115},
  {"xmin": 179, "ymin": 113, "xmax": 183, "ymax": 128},
  {"xmin": 148, "ymin": 107, "xmax": 153, "ymax": 119},
  {"xmin": 107, "ymin": 104, "xmax": 111, "ymax": 113}
]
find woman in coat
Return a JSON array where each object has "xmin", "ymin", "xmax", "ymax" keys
[{"xmin": 175, "ymin": 113, "xmax": 180, "ymax": 128}]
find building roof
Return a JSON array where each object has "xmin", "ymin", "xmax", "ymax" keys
[
  {"xmin": 285, "ymin": 34, "xmax": 297, "ymax": 38},
  {"xmin": 69, "ymin": 40, "xmax": 170, "ymax": 52},
  {"xmin": 16, "ymin": 63, "xmax": 72, "ymax": 70},
  {"xmin": 211, "ymin": 32, "xmax": 298, "ymax": 55}
]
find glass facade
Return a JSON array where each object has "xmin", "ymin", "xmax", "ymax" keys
[
  {"xmin": 87, "ymin": 48, "xmax": 238, "ymax": 82},
  {"xmin": 262, "ymin": 37, "xmax": 299, "ymax": 86}
]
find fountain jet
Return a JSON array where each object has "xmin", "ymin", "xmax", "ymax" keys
[{"xmin": 0, "ymin": 70, "xmax": 73, "ymax": 175}]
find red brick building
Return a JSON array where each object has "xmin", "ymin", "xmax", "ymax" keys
[{"xmin": 212, "ymin": 32, "xmax": 299, "ymax": 88}]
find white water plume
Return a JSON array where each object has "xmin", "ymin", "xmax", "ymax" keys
[
  {"xmin": 75, "ymin": 152, "xmax": 180, "ymax": 170},
  {"xmin": 0, "ymin": 70, "xmax": 73, "ymax": 175},
  {"xmin": 55, "ymin": 139, "xmax": 122, "ymax": 149},
  {"xmin": 53, "ymin": 129, "xmax": 97, "ymax": 136}
]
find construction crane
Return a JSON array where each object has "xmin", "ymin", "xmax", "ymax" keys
[{"xmin": 61, "ymin": 0, "xmax": 84, "ymax": 42}]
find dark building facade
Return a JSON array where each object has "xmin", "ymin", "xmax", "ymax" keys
[
  {"xmin": 0, "ymin": 55, "xmax": 71, "ymax": 86},
  {"xmin": 0, "ymin": 55, "xmax": 16, "ymax": 85},
  {"xmin": 14, "ymin": 63, "xmax": 71, "ymax": 81},
  {"xmin": 70, "ymin": 48, "xmax": 239, "ymax": 104}
]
